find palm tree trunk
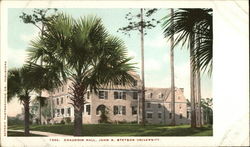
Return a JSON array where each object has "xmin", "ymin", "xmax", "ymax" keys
[
  {"xmin": 39, "ymin": 25, "xmax": 45, "ymax": 125},
  {"xmin": 74, "ymin": 108, "xmax": 83, "ymax": 136},
  {"xmin": 190, "ymin": 33, "xmax": 196, "ymax": 128},
  {"xmin": 140, "ymin": 8, "xmax": 146, "ymax": 126},
  {"xmin": 197, "ymin": 31, "xmax": 202, "ymax": 127},
  {"xmin": 39, "ymin": 99, "xmax": 42, "ymax": 124},
  {"xmin": 170, "ymin": 8, "xmax": 175, "ymax": 126},
  {"xmin": 72, "ymin": 81, "xmax": 85, "ymax": 136},
  {"xmin": 23, "ymin": 98, "xmax": 30, "ymax": 135}
]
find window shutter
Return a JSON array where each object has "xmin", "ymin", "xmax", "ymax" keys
[
  {"xmin": 98, "ymin": 91, "xmax": 101, "ymax": 99},
  {"xmin": 122, "ymin": 106, "xmax": 126, "ymax": 115},
  {"xmin": 114, "ymin": 92, "xmax": 118, "ymax": 99},
  {"xmin": 114, "ymin": 106, "xmax": 118, "ymax": 115},
  {"xmin": 123, "ymin": 92, "xmax": 126, "ymax": 100},
  {"xmin": 105, "ymin": 91, "xmax": 108, "ymax": 99},
  {"xmin": 133, "ymin": 92, "xmax": 138, "ymax": 99}
]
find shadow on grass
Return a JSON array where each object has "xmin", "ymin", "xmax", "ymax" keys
[
  {"xmin": 8, "ymin": 124, "xmax": 212, "ymax": 136},
  {"xmin": 8, "ymin": 131, "xmax": 45, "ymax": 137}
]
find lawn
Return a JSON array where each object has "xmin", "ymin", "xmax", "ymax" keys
[
  {"xmin": 8, "ymin": 124, "xmax": 212, "ymax": 136},
  {"xmin": 8, "ymin": 131, "xmax": 45, "ymax": 137}
]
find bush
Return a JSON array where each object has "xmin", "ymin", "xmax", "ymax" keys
[
  {"xmin": 60, "ymin": 119, "xmax": 65, "ymax": 124},
  {"xmin": 8, "ymin": 116, "xmax": 23, "ymax": 126},
  {"xmin": 64, "ymin": 117, "xmax": 71, "ymax": 124},
  {"xmin": 99, "ymin": 111, "xmax": 109, "ymax": 123}
]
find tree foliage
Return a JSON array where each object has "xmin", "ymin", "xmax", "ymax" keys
[
  {"xmin": 27, "ymin": 13, "xmax": 136, "ymax": 135},
  {"xmin": 162, "ymin": 8, "xmax": 213, "ymax": 75},
  {"xmin": 118, "ymin": 8, "xmax": 160, "ymax": 36}
]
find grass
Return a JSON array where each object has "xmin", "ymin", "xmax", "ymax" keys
[
  {"xmin": 8, "ymin": 124, "xmax": 212, "ymax": 136},
  {"xmin": 8, "ymin": 131, "xmax": 45, "ymax": 137}
]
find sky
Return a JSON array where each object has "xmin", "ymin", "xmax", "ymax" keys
[{"xmin": 7, "ymin": 8, "xmax": 212, "ymax": 116}]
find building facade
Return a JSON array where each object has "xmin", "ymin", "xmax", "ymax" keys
[{"xmin": 42, "ymin": 73, "xmax": 191, "ymax": 125}]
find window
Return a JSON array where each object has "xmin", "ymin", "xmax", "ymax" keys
[
  {"xmin": 122, "ymin": 106, "xmax": 126, "ymax": 115},
  {"xmin": 169, "ymin": 113, "xmax": 172, "ymax": 119},
  {"xmin": 178, "ymin": 96, "xmax": 181, "ymax": 99},
  {"xmin": 57, "ymin": 109, "xmax": 60, "ymax": 117},
  {"xmin": 61, "ymin": 97, "xmax": 63, "ymax": 104},
  {"xmin": 158, "ymin": 112, "xmax": 162, "ymax": 119},
  {"xmin": 187, "ymin": 111, "xmax": 189, "ymax": 119},
  {"xmin": 147, "ymin": 103, "xmax": 151, "ymax": 108},
  {"xmin": 150, "ymin": 93, "xmax": 153, "ymax": 98},
  {"xmin": 87, "ymin": 91, "xmax": 90, "ymax": 99},
  {"xmin": 132, "ymin": 106, "xmax": 137, "ymax": 115},
  {"xmin": 114, "ymin": 92, "xmax": 126, "ymax": 100},
  {"xmin": 61, "ymin": 109, "xmax": 64, "ymax": 116},
  {"xmin": 180, "ymin": 113, "xmax": 183, "ymax": 119},
  {"xmin": 147, "ymin": 112, "xmax": 153, "ymax": 118},
  {"xmin": 158, "ymin": 104, "xmax": 161, "ymax": 108},
  {"xmin": 68, "ymin": 108, "xmax": 71, "ymax": 116},
  {"xmin": 62, "ymin": 86, "xmax": 64, "ymax": 92},
  {"xmin": 133, "ymin": 92, "xmax": 138, "ymax": 99},
  {"xmin": 113, "ymin": 105, "xmax": 126, "ymax": 115},
  {"xmin": 86, "ymin": 105, "xmax": 91, "ymax": 115},
  {"xmin": 99, "ymin": 91, "xmax": 108, "ymax": 99},
  {"xmin": 159, "ymin": 93, "xmax": 164, "ymax": 98}
]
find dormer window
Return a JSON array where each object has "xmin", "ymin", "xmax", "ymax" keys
[{"xmin": 159, "ymin": 93, "xmax": 164, "ymax": 98}]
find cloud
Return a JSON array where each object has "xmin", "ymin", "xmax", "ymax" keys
[
  {"xmin": 162, "ymin": 52, "xmax": 170, "ymax": 63},
  {"xmin": 127, "ymin": 49, "xmax": 137, "ymax": 58},
  {"xmin": 145, "ymin": 58, "xmax": 162, "ymax": 71},
  {"xmin": 145, "ymin": 35, "xmax": 169, "ymax": 49},
  {"xmin": 7, "ymin": 47, "xmax": 28, "ymax": 68},
  {"xmin": 20, "ymin": 28, "xmax": 40, "ymax": 43}
]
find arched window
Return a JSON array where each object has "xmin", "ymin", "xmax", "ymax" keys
[{"xmin": 96, "ymin": 105, "xmax": 106, "ymax": 115}]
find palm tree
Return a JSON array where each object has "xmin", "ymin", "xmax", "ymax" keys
[
  {"xmin": 169, "ymin": 8, "xmax": 176, "ymax": 126},
  {"xmin": 27, "ymin": 14, "xmax": 136, "ymax": 136},
  {"xmin": 20, "ymin": 8, "xmax": 58, "ymax": 125},
  {"xmin": 8, "ymin": 66, "xmax": 40, "ymax": 135},
  {"xmin": 162, "ymin": 8, "xmax": 212, "ymax": 128},
  {"xmin": 140, "ymin": 8, "xmax": 146, "ymax": 126}
]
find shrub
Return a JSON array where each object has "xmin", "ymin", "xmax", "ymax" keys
[
  {"xmin": 60, "ymin": 119, "xmax": 65, "ymax": 124},
  {"xmin": 64, "ymin": 117, "xmax": 71, "ymax": 124},
  {"xmin": 99, "ymin": 111, "xmax": 109, "ymax": 123},
  {"xmin": 8, "ymin": 116, "xmax": 23, "ymax": 126}
]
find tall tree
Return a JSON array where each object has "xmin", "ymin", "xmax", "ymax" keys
[
  {"xmin": 118, "ymin": 8, "xmax": 160, "ymax": 125},
  {"xmin": 8, "ymin": 66, "xmax": 41, "ymax": 135},
  {"xmin": 28, "ymin": 14, "xmax": 136, "ymax": 136},
  {"xmin": 169, "ymin": 8, "xmax": 176, "ymax": 126},
  {"xmin": 20, "ymin": 8, "xmax": 58, "ymax": 125},
  {"xmin": 162, "ymin": 8, "xmax": 213, "ymax": 128},
  {"xmin": 201, "ymin": 98, "xmax": 213, "ymax": 124}
]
